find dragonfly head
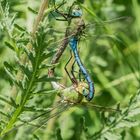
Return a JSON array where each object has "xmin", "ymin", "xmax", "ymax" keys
[
  {"xmin": 83, "ymin": 89, "xmax": 93, "ymax": 101},
  {"xmin": 72, "ymin": 5, "xmax": 82, "ymax": 17},
  {"xmin": 82, "ymin": 83, "xmax": 94, "ymax": 101},
  {"xmin": 82, "ymin": 88, "xmax": 88, "ymax": 97}
]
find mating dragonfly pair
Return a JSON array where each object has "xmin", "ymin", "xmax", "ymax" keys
[
  {"xmin": 49, "ymin": 1, "xmax": 95, "ymax": 102},
  {"xmin": 48, "ymin": 0, "xmax": 126, "ymax": 102}
]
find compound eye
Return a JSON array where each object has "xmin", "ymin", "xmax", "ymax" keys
[{"xmin": 72, "ymin": 9, "xmax": 76, "ymax": 16}]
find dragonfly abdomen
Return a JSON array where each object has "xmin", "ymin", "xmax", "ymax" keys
[{"xmin": 69, "ymin": 37, "xmax": 94, "ymax": 101}]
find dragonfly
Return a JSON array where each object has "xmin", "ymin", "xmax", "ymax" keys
[
  {"xmin": 48, "ymin": 1, "xmax": 127, "ymax": 103},
  {"xmin": 48, "ymin": 1, "xmax": 95, "ymax": 102},
  {"xmin": 48, "ymin": 1, "xmax": 128, "ymax": 103}
]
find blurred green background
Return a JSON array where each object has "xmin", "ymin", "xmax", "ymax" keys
[{"xmin": 0, "ymin": 0, "xmax": 140, "ymax": 140}]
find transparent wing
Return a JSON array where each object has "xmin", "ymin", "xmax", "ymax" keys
[
  {"xmin": 3, "ymin": 100, "xmax": 70, "ymax": 136},
  {"xmin": 47, "ymin": 16, "xmax": 129, "ymax": 51}
]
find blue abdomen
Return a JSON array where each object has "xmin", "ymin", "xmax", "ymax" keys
[{"xmin": 69, "ymin": 37, "xmax": 94, "ymax": 101}]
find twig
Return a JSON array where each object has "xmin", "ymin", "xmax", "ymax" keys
[{"xmin": 32, "ymin": 0, "xmax": 49, "ymax": 37}]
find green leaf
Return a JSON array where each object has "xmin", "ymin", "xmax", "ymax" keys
[
  {"xmin": 0, "ymin": 96, "xmax": 16, "ymax": 108},
  {"xmin": 24, "ymin": 106, "xmax": 53, "ymax": 112},
  {"xmin": 56, "ymin": 128, "xmax": 63, "ymax": 140},
  {"xmin": 4, "ymin": 62, "xmax": 15, "ymax": 73},
  {"xmin": 77, "ymin": 0, "xmax": 85, "ymax": 4},
  {"xmin": 10, "ymin": 97, "xmax": 18, "ymax": 108},
  {"xmin": 14, "ymin": 24, "xmax": 26, "ymax": 32},
  {"xmin": 23, "ymin": 106, "xmax": 36, "ymax": 112},
  {"xmin": 16, "ymin": 80, "xmax": 24, "ymax": 90},
  {"xmin": 39, "ymin": 50, "xmax": 56, "ymax": 63},
  {"xmin": 19, "ymin": 64, "xmax": 32, "ymax": 79},
  {"xmin": 39, "ymin": 63, "xmax": 59, "ymax": 69},
  {"xmin": 127, "ymin": 108, "xmax": 140, "ymax": 118},
  {"xmin": 28, "ymin": 7, "xmax": 38, "ymax": 14},
  {"xmin": 33, "ymin": 89, "xmax": 58, "ymax": 95},
  {"xmin": 4, "ymin": 62, "xmax": 16, "ymax": 83},
  {"xmin": 16, "ymin": 38, "xmax": 29, "ymax": 44},
  {"xmin": 24, "ymin": 48, "xmax": 35, "ymax": 67},
  {"xmin": 36, "ymin": 76, "xmax": 61, "ymax": 83},
  {"xmin": 102, "ymin": 131, "xmax": 122, "ymax": 140},
  {"xmin": 5, "ymin": 41, "xmax": 15, "ymax": 51},
  {"xmin": 78, "ymin": 117, "xmax": 88, "ymax": 139},
  {"xmin": 113, "ymin": 119, "xmax": 140, "ymax": 130},
  {"xmin": 33, "ymin": 134, "xmax": 40, "ymax": 140},
  {"xmin": 46, "ymin": 38, "xmax": 55, "ymax": 45},
  {"xmin": 121, "ymin": 131, "xmax": 126, "ymax": 140},
  {"xmin": 0, "ymin": 111, "xmax": 10, "ymax": 118}
]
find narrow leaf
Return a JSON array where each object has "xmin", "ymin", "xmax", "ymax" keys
[
  {"xmin": 4, "ymin": 62, "xmax": 15, "ymax": 73},
  {"xmin": 14, "ymin": 24, "xmax": 26, "ymax": 32},
  {"xmin": 5, "ymin": 41, "xmax": 15, "ymax": 51},
  {"xmin": 28, "ymin": 7, "xmax": 38, "ymax": 14},
  {"xmin": 36, "ymin": 76, "xmax": 61, "ymax": 83},
  {"xmin": 113, "ymin": 119, "xmax": 140, "ymax": 130},
  {"xmin": 4, "ymin": 62, "xmax": 16, "ymax": 83},
  {"xmin": 0, "ymin": 96, "xmax": 16, "ymax": 108},
  {"xmin": 56, "ymin": 128, "xmax": 63, "ymax": 140},
  {"xmin": 19, "ymin": 64, "xmax": 32, "ymax": 79},
  {"xmin": 33, "ymin": 89, "xmax": 58, "ymax": 95},
  {"xmin": 128, "ymin": 108, "xmax": 140, "ymax": 118},
  {"xmin": 39, "ymin": 63, "xmax": 59, "ymax": 69},
  {"xmin": 16, "ymin": 80, "xmax": 24, "ymax": 90},
  {"xmin": 10, "ymin": 97, "xmax": 18, "ymax": 108},
  {"xmin": 103, "ymin": 131, "xmax": 122, "ymax": 140},
  {"xmin": 39, "ymin": 50, "xmax": 56, "ymax": 63},
  {"xmin": 24, "ymin": 48, "xmax": 35, "ymax": 67},
  {"xmin": 0, "ymin": 111, "xmax": 9, "ymax": 118}
]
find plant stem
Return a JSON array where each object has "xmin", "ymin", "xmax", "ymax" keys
[
  {"xmin": 32, "ymin": 0, "xmax": 49, "ymax": 36},
  {"xmin": 0, "ymin": 30, "xmax": 42, "ymax": 136},
  {"xmin": 3, "ymin": 0, "xmax": 49, "ymax": 114}
]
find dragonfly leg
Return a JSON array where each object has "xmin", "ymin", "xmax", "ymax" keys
[
  {"xmin": 64, "ymin": 50, "xmax": 77, "ymax": 84},
  {"xmin": 79, "ymin": 69, "xmax": 87, "ymax": 82},
  {"xmin": 51, "ymin": 0, "xmax": 69, "ymax": 21},
  {"xmin": 71, "ymin": 60, "xmax": 76, "ymax": 77},
  {"xmin": 53, "ymin": 0, "xmax": 66, "ymax": 10},
  {"xmin": 78, "ymin": 69, "xmax": 82, "ymax": 81},
  {"xmin": 71, "ymin": 61, "xmax": 85, "ymax": 82},
  {"xmin": 50, "ymin": 12, "xmax": 68, "ymax": 21},
  {"xmin": 50, "ymin": 9, "xmax": 68, "ymax": 21},
  {"xmin": 71, "ymin": 60, "xmax": 78, "ymax": 84},
  {"xmin": 51, "ymin": 0, "xmax": 76, "ymax": 21}
]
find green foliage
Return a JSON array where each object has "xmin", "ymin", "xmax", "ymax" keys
[
  {"xmin": 0, "ymin": 0, "xmax": 140, "ymax": 140},
  {"xmin": 1, "ymin": 21, "xmax": 58, "ymax": 134}
]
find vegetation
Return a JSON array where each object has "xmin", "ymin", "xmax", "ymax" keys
[{"xmin": 0, "ymin": 0, "xmax": 140, "ymax": 139}]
